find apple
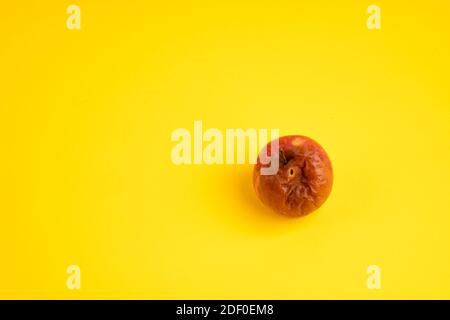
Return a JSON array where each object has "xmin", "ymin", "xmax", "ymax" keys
[{"xmin": 253, "ymin": 135, "xmax": 333, "ymax": 217}]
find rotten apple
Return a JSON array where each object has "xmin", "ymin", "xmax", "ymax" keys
[{"xmin": 253, "ymin": 135, "xmax": 333, "ymax": 217}]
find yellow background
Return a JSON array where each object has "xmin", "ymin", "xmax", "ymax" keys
[{"xmin": 1, "ymin": 0, "xmax": 450, "ymax": 299}]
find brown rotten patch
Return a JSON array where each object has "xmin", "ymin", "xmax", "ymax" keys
[{"xmin": 253, "ymin": 135, "xmax": 333, "ymax": 217}]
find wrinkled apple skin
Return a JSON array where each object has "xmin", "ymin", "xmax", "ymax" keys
[{"xmin": 253, "ymin": 135, "xmax": 333, "ymax": 217}]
